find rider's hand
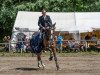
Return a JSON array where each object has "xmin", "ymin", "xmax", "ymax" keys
[
  {"xmin": 43, "ymin": 27, "xmax": 45, "ymax": 30},
  {"xmin": 47, "ymin": 27, "xmax": 49, "ymax": 29}
]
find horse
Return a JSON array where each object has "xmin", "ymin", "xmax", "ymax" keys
[{"xmin": 30, "ymin": 23, "xmax": 60, "ymax": 70}]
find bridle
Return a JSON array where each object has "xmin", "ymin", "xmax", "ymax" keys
[{"xmin": 42, "ymin": 23, "xmax": 56, "ymax": 41}]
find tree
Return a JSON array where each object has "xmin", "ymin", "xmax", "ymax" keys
[
  {"xmin": 0, "ymin": 0, "xmax": 100, "ymax": 42},
  {"xmin": 0, "ymin": 0, "xmax": 15, "ymax": 42}
]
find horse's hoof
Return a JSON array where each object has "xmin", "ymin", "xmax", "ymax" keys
[
  {"xmin": 49, "ymin": 56, "xmax": 53, "ymax": 61},
  {"xmin": 43, "ymin": 51, "xmax": 47, "ymax": 53},
  {"xmin": 42, "ymin": 66, "xmax": 45, "ymax": 70},
  {"xmin": 41, "ymin": 64, "xmax": 45, "ymax": 70},
  {"xmin": 57, "ymin": 68, "xmax": 61, "ymax": 70},
  {"xmin": 42, "ymin": 64, "xmax": 45, "ymax": 67},
  {"xmin": 38, "ymin": 65, "xmax": 42, "ymax": 68},
  {"xmin": 56, "ymin": 66, "xmax": 60, "ymax": 70}
]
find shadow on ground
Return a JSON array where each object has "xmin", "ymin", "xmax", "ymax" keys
[{"xmin": 15, "ymin": 67, "xmax": 39, "ymax": 71}]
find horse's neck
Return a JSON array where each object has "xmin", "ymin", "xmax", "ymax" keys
[{"xmin": 44, "ymin": 29, "xmax": 51, "ymax": 41}]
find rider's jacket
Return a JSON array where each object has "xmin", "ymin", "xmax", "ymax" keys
[{"xmin": 38, "ymin": 15, "xmax": 52, "ymax": 28}]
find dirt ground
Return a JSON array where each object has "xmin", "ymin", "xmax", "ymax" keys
[{"xmin": 0, "ymin": 56, "xmax": 100, "ymax": 75}]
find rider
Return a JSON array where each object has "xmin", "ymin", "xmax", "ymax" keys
[{"xmin": 38, "ymin": 9, "xmax": 52, "ymax": 39}]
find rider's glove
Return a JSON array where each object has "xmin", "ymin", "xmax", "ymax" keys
[{"xmin": 42, "ymin": 27, "xmax": 45, "ymax": 30}]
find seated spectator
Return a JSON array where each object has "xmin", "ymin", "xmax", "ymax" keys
[
  {"xmin": 80, "ymin": 42, "xmax": 87, "ymax": 52},
  {"xmin": 85, "ymin": 34, "xmax": 91, "ymax": 41},
  {"xmin": 97, "ymin": 37, "xmax": 100, "ymax": 45},
  {"xmin": 67, "ymin": 38, "xmax": 75, "ymax": 49},
  {"xmin": 67, "ymin": 38, "xmax": 80, "ymax": 52},
  {"xmin": 91, "ymin": 34, "xmax": 97, "ymax": 44}
]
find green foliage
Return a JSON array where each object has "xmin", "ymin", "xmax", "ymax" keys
[
  {"xmin": 0, "ymin": 0, "xmax": 100, "ymax": 42},
  {"xmin": 15, "ymin": 2, "xmax": 35, "ymax": 11},
  {"xmin": 0, "ymin": 0, "xmax": 15, "ymax": 42},
  {"xmin": 34, "ymin": 0, "xmax": 71, "ymax": 12}
]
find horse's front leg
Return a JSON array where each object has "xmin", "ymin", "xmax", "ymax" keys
[
  {"xmin": 52, "ymin": 47, "xmax": 60, "ymax": 70},
  {"xmin": 43, "ymin": 39, "xmax": 47, "ymax": 53},
  {"xmin": 49, "ymin": 48, "xmax": 53, "ymax": 61}
]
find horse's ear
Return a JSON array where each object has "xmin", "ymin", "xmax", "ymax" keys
[
  {"xmin": 54, "ymin": 22, "xmax": 56, "ymax": 26},
  {"xmin": 52, "ymin": 22, "xmax": 56, "ymax": 30},
  {"xmin": 53, "ymin": 22, "xmax": 56, "ymax": 27}
]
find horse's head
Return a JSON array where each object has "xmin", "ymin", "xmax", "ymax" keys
[
  {"xmin": 49, "ymin": 22, "xmax": 56, "ymax": 30},
  {"xmin": 44, "ymin": 22, "xmax": 56, "ymax": 40}
]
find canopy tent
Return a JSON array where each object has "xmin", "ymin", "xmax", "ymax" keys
[
  {"xmin": 13, "ymin": 11, "xmax": 78, "ymax": 32},
  {"xmin": 11, "ymin": 11, "xmax": 100, "ymax": 49},
  {"xmin": 12, "ymin": 11, "xmax": 100, "ymax": 36},
  {"xmin": 12, "ymin": 11, "xmax": 100, "ymax": 39},
  {"xmin": 76, "ymin": 12, "xmax": 100, "ymax": 33},
  {"xmin": 13, "ymin": 11, "xmax": 100, "ymax": 33}
]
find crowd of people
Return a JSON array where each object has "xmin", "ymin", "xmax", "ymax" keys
[
  {"xmin": 2, "ymin": 33, "xmax": 100, "ymax": 53},
  {"xmin": 15, "ymin": 34, "xmax": 30, "ymax": 53}
]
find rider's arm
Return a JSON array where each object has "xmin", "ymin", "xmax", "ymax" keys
[
  {"xmin": 48, "ymin": 16, "xmax": 52, "ymax": 26},
  {"xmin": 38, "ymin": 17, "xmax": 43, "ymax": 28}
]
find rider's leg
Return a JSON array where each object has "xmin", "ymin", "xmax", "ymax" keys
[{"xmin": 39, "ymin": 29, "xmax": 42, "ymax": 39}]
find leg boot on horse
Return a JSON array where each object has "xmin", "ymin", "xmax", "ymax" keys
[{"xmin": 37, "ymin": 52, "xmax": 45, "ymax": 69}]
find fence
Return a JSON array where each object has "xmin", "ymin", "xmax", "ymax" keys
[
  {"xmin": 0, "ymin": 40, "xmax": 100, "ymax": 53},
  {"xmin": 0, "ymin": 42, "xmax": 11, "ymax": 52},
  {"xmin": 0, "ymin": 41, "xmax": 29, "ymax": 53}
]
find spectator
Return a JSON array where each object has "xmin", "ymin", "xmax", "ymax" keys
[
  {"xmin": 91, "ymin": 34, "xmax": 97, "ymax": 44},
  {"xmin": 3, "ymin": 36, "xmax": 7, "ymax": 43},
  {"xmin": 3, "ymin": 36, "xmax": 10, "ymax": 51},
  {"xmin": 7, "ymin": 36, "xmax": 10, "ymax": 42},
  {"xmin": 85, "ymin": 34, "xmax": 91, "ymax": 48},
  {"xmin": 16, "ymin": 39, "xmax": 23, "ymax": 52},
  {"xmin": 38, "ymin": 9, "xmax": 52, "ymax": 39},
  {"xmin": 97, "ymin": 37, "xmax": 100, "ymax": 45},
  {"xmin": 85, "ymin": 34, "xmax": 91, "ymax": 41},
  {"xmin": 56, "ymin": 32, "xmax": 63, "ymax": 53},
  {"xmin": 67, "ymin": 39, "xmax": 75, "ymax": 49}
]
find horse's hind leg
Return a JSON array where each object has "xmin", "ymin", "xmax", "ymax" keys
[
  {"xmin": 37, "ymin": 53, "xmax": 41, "ymax": 68},
  {"xmin": 37, "ymin": 52, "xmax": 45, "ymax": 69}
]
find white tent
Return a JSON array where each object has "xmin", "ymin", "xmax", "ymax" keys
[
  {"xmin": 76, "ymin": 12, "xmax": 100, "ymax": 33},
  {"xmin": 11, "ymin": 11, "xmax": 100, "ymax": 49},
  {"xmin": 13, "ymin": 11, "xmax": 100, "ymax": 33},
  {"xmin": 13, "ymin": 11, "xmax": 78, "ymax": 32},
  {"xmin": 12, "ymin": 11, "xmax": 78, "ymax": 44}
]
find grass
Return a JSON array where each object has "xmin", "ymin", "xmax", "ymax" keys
[
  {"xmin": 0, "ymin": 50, "xmax": 100, "ymax": 57},
  {"xmin": 0, "ymin": 52, "xmax": 33, "ymax": 57},
  {"xmin": 58, "ymin": 51, "xmax": 100, "ymax": 57}
]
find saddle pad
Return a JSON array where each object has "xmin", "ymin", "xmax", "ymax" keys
[{"xmin": 30, "ymin": 32, "xmax": 43, "ymax": 53}]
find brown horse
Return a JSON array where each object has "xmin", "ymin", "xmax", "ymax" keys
[{"xmin": 30, "ymin": 23, "xmax": 59, "ymax": 70}]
